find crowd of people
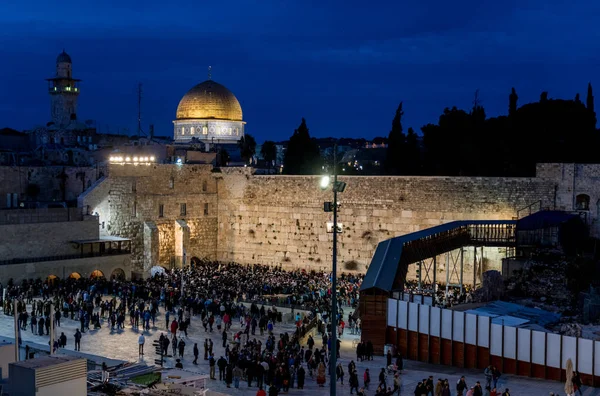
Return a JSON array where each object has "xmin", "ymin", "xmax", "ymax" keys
[{"xmin": 403, "ymin": 281, "xmax": 474, "ymax": 308}]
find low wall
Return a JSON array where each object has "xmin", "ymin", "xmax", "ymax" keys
[
  {"xmin": 0, "ymin": 255, "xmax": 131, "ymax": 283},
  {"xmin": 385, "ymin": 299, "xmax": 598, "ymax": 386}
]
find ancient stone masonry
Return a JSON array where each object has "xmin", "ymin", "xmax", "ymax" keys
[{"xmin": 80, "ymin": 163, "xmax": 600, "ymax": 279}]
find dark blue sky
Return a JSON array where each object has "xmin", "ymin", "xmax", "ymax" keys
[{"xmin": 1, "ymin": 1, "xmax": 599, "ymax": 142}]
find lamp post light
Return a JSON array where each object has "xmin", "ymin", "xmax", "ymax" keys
[{"xmin": 320, "ymin": 144, "xmax": 346, "ymax": 396}]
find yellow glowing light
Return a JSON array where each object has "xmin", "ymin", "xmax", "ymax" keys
[
  {"xmin": 144, "ymin": 156, "xmax": 149, "ymax": 161},
  {"xmin": 109, "ymin": 156, "xmax": 114, "ymax": 161},
  {"xmin": 133, "ymin": 157, "xmax": 139, "ymax": 162},
  {"xmin": 125, "ymin": 157, "xmax": 131, "ymax": 162},
  {"xmin": 150, "ymin": 156, "xmax": 155, "ymax": 161}
]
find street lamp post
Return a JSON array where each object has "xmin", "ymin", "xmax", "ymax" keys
[{"xmin": 321, "ymin": 144, "xmax": 345, "ymax": 396}]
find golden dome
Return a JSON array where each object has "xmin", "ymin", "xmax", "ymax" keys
[{"xmin": 176, "ymin": 80, "xmax": 243, "ymax": 121}]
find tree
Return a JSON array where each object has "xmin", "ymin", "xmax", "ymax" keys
[
  {"xmin": 587, "ymin": 82, "xmax": 596, "ymax": 127},
  {"xmin": 509, "ymin": 87, "xmax": 518, "ymax": 116},
  {"xmin": 238, "ymin": 133, "xmax": 257, "ymax": 164},
  {"xmin": 283, "ymin": 118, "xmax": 321, "ymax": 174},
  {"xmin": 260, "ymin": 140, "xmax": 277, "ymax": 172},
  {"xmin": 218, "ymin": 148, "xmax": 230, "ymax": 167},
  {"xmin": 403, "ymin": 127, "xmax": 421, "ymax": 175},
  {"xmin": 383, "ymin": 102, "xmax": 406, "ymax": 174}
]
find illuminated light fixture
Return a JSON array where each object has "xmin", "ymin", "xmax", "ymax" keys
[
  {"xmin": 176, "ymin": 158, "xmax": 183, "ymax": 165},
  {"xmin": 144, "ymin": 157, "xmax": 149, "ymax": 161},
  {"xmin": 133, "ymin": 157, "xmax": 139, "ymax": 162},
  {"xmin": 150, "ymin": 156, "xmax": 155, "ymax": 161},
  {"xmin": 109, "ymin": 156, "xmax": 114, "ymax": 161},
  {"xmin": 125, "ymin": 157, "xmax": 131, "ymax": 162},
  {"xmin": 320, "ymin": 175, "xmax": 330, "ymax": 190}
]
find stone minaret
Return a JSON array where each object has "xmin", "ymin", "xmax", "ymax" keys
[{"xmin": 46, "ymin": 50, "xmax": 81, "ymax": 126}]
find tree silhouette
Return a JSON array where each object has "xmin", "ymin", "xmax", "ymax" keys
[
  {"xmin": 283, "ymin": 118, "xmax": 321, "ymax": 174},
  {"xmin": 260, "ymin": 140, "xmax": 277, "ymax": 173},
  {"xmin": 383, "ymin": 102, "xmax": 405, "ymax": 174},
  {"xmin": 509, "ymin": 87, "xmax": 518, "ymax": 116},
  {"xmin": 238, "ymin": 133, "xmax": 257, "ymax": 164},
  {"xmin": 588, "ymin": 82, "xmax": 596, "ymax": 127},
  {"xmin": 403, "ymin": 127, "xmax": 420, "ymax": 175}
]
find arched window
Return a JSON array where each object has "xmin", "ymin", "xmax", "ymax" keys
[
  {"xmin": 181, "ymin": 127, "xmax": 185, "ymax": 135},
  {"xmin": 576, "ymin": 194, "xmax": 590, "ymax": 211},
  {"xmin": 202, "ymin": 126, "xmax": 208, "ymax": 135},
  {"xmin": 190, "ymin": 127, "xmax": 195, "ymax": 135}
]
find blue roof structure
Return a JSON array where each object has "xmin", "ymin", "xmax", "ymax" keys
[
  {"xmin": 464, "ymin": 301, "xmax": 561, "ymax": 328},
  {"xmin": 361, "ymin": 220, "xmax": 516, "ymax": 292},
  {"xmin": 516, "ymin": 210, "xmax": 580, "ymax": 231}
]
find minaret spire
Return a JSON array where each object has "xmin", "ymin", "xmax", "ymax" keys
[{"xmin": 208, "ymin": 66, "xmax": 212, "ymax": 80}]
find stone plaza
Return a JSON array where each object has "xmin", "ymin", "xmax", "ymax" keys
[{"xmin": 0, "ymin": 301, "xmax": 592, "ymax": 395}]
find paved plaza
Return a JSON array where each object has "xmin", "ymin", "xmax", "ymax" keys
[{"xmin": 0, "ymin": 302, "xmax": 596, "ymax": 395}]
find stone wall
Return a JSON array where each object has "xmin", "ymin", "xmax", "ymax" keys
[
  {"xmin": 81, "ymin": 163, "xmax": 600, "ymax": 281},
  {"xmin": 84, "ymin": 164, "xmax": 219, "ymax": 271},
  {"xmin": 0, "ymin": 166, "xmax": 105, "ymax": 208},
  {"xmin": 216, "ymin": 174, "xmax": 556, "ymax": 279},
  {"xmin": 0, "ymin": 218, "xmax": 99, "ymax": 260}
]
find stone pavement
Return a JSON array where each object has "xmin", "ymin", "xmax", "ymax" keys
[{"xmin": 0, "ymin": 303, "xmax": 596, "ymax": 395}]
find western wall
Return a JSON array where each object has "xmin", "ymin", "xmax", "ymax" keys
[{"xmin": 78, "ymin": 163, "xmax": 600, "ymax": 283}]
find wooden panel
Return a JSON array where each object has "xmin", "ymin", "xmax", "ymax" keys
[
  {"xmin": 452, "ymin": 341, "xmax": 464, "ymax": 367},
  {"xmin": 418, "ymin": 333, "xmax": 429, "ymax": 362},
  {"xmin": 579, "ymin": 373, "xmax": 592, "ymax": 387},
  {"xmin": 504, "ymin": 358, "xmax": 516, "ymax": 375},
  {"xmin": 490, "ymin": 355, "xmax": 503, "ymax": 372},
  {"xmin": 408, "ymin": 331, "xmax": 418, "ymax": 360},
  {"xmin": 386, "ymin": 326, "xmax": 397, "ymax": 346},
  {"xmin": 531, "ymin": 363, "xmax": 546, "ymax": 380},
  {"xmin": 441, "ymin": 339, "xmax": 452, "ymax": 366},
  {"xmin": 465, "ymin": 344, "xmax": 477, "ymax": 369},
  {"xmin": 361, "ymin": 294, "xmax": 388, "ymax": 355},
  {"xmin": 517, "ymin": 361, "xmax": 531, "ymax": 377},
  {"xmin": 430, "ymin": 336, "xmax": 441, "ymax": 365},
  {"xmin": 477, "ymin": 346, "xmax": 490, "ymax": 369},
  {"xmin": 398, "ymin": 329, "xmax": 408, "ymax": 356},
  {"xmin": 546, "ymin": 367, "xmax": 561, "ymax": 381}
]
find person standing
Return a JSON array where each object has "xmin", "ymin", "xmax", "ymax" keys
[
  {"xmin": 573, "ymin": 371, "xmax": 583, "ymax": 395},
  {"xmin": 208, "ymin": 354, "xmax": 216, "ymax": 380},
  {"xmin": 222, "ymin": 328, "xmax": 228, "ymax": 348},
  {"xmin": 178, "ymin": 338, "xmax": 186, "ymax": 359},
  {"xmin": 74, "ymin": 329, "xmax": 82, "ymax": 351},
  {"xmin": 193, "ymin": 343, "xmax": 199, "ymax": 365},
  {"xmin": 138, "ymin": 333, "xmax": 145, "ymax": 356},
  {"xmin": 456, "ymin": 376, "xmax": 468, "ymax": 396},
  {"xmin": 233, "ymin": 365, "xmax": 243, "ymax": 388},
  {"xmin": 363, "ymin": 368, "xmax": 370, "ymax": 390}
]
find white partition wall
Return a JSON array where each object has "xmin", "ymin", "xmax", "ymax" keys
[
  {"xmin": 419, "ymin": 304, "xmax": 430, "ymax": 334},
  {"xmin": 441, "ymin": 309, "xmax": 453, "ymax": 339},
  {"xmin": 504, "ymin": 326, "xmax": 517, "ymax": 359},
  {"xmin": 387, "ymin": 299, "xmax": 398, "ymax": 327},
  {"xmin": 532, "ymin": 331, "xmax": 546, "ymax": 365},
  {"xmin": 385, "ymin": 295, "xmax": 596, "ymax": 384},
  {"xmin": 517, "ymin": 328, "xmax": 531, "ymax": 362},
  {"xmin": 546, "ymin": 334, "xmax": 561, "ymax": 368},
  {"xmin": 453, "ymin": 312, "xmax": 464, "ymax": 342},
  {"xmin": 465, "ymin": 314, "xmax": 477, "ymax": 345},
  {"xmin": 490, "ymin": 324, "xmax": 503, "ymax": 356},
  {"xmin": 398, "ymin": 301, "xmax": 408, "ymax": 330},
  {"xmin": 578, "ymin": 338, "xmax": 593, "ymax": 375},
  {"xmin": 430, "ymin": 307, "xmax": 441, "ymax": 337},
  {"xmin": 562, "ymin": 336, "xmax": 577, "ymax": 370},
  {"xmin": 408, "ymin": 302, "xmax": 419, "ymax": 332},
  {"xmin": 477, "ymin": 316, "xmax": 490, "ymax": 348}
]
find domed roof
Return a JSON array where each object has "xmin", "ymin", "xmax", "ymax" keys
[
  {"xmin": 57, "ymin": 50, "xmax": 72, "ymax": 64},
  {"xmin": 176, "ymin": 80, "xmax": 242, "ymax": 121}
]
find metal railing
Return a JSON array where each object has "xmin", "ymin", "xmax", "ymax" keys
[{"xmin": 0, "ymin": 208, "xmax": 84, "ymax": 225}]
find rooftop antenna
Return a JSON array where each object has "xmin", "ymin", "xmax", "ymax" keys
[
  {"xmin": 208, "ymin": 66, "xmax": 212, "ymax": 80},
  {"xmin": 137, "ymin": 82, "xmax": 145, "ymax": 137}
]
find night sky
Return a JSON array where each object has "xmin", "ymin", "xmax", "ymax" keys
[{"xmin": 1, "ymin": 1, "xmax": 599, "ymax": 143}]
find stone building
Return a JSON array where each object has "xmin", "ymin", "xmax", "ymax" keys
[
  {"xmin": 0, "ymin": 207, "xmax": 131, "ymax": 283},
  {"xmin": 79, "ymin": 162, "xmax": 600, "ymax": 283}
]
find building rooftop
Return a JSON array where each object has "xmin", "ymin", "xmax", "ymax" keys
[{"xmin": 11, "ymin": 354, "xmax": 82, "ymax": 369}]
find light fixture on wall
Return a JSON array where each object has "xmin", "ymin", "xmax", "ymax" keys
[{"xmin": 109, "ymin": 155, "xmax": 156, "ymax": 165}]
